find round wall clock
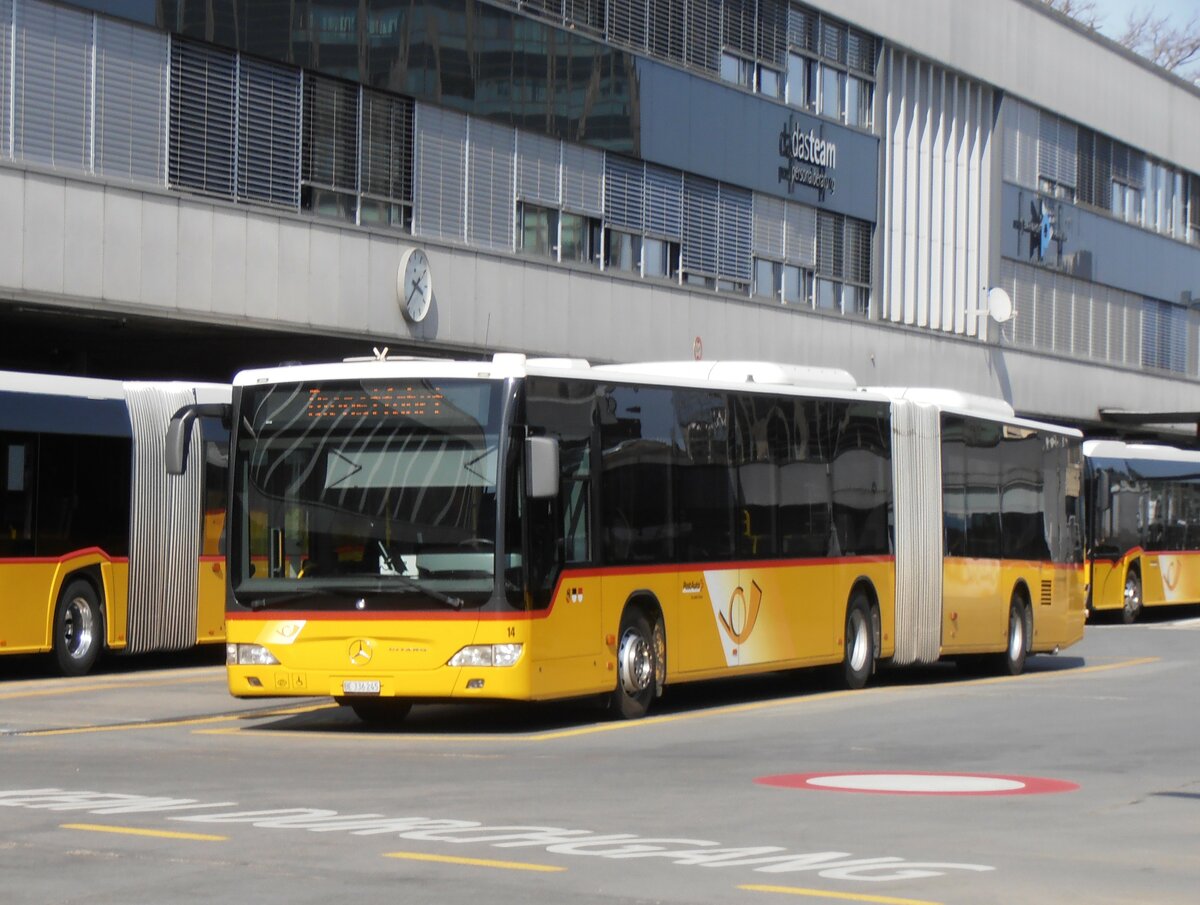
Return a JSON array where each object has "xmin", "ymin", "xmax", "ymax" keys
[{"xmin": 397, "ymin": 247, "xmax": 433, "ymax": 322}]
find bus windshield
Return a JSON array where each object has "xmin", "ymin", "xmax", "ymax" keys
[{"xmin": 231, "ymin": 377, "xmax": 505, "ymax": 609}]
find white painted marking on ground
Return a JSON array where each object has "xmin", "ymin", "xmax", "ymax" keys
[{"xmin": 804, "ymin": 774, "xmax": 1025, "ymax": 794}]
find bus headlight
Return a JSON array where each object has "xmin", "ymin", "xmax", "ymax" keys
[
  {"xmin": 227, "ymin": 643, "xmax": 280, "ymax": 666},
  {"xmin": 447, "ymin": 644, "xmax": 523, "ymax": 667}
]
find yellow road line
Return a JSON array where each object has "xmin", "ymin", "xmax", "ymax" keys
[
  {"xmin": 384, "ymin": 850, "xmax": 564, "ymax": 872},
  {"xmin": 61, "ymin": 822, "xmax": 226, "ymax": 842},
  {"xmin": 740, "ymin": 883, "xmax": 942, "ymax": 905}
]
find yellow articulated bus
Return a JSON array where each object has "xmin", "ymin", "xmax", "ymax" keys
[
  {"xmin": 168, "ymin": 354, "xmax": 1084, "ymax": 723},
  {"xmin": 0, "ymin": 371, "xmax": 229, "ymax": 675},
  {"xmin": 1084, "ymin": 439, "xmax": 1200, "ymax": 623}
]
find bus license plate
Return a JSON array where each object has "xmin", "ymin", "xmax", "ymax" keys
[{"xmin": 342, "ymin": 680, "xmax": 381, "ymax": 695}]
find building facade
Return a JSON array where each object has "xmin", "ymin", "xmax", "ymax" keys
[{"xmin": 1, "ymin": 0, "xmax": 1198, "ymax": 435}]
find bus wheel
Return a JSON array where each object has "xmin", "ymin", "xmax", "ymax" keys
[
  {"xmin": 612, "ymin": 610, "xmax": 657, "ymax": 720},
  {"xmin": 997, "ymin": 598, "xmax": 1029, "ymax": 676},
  {"xmin": 54, "ymin": 580, "xmax": 104, "ymax": 677},
  {"xmin": 841, "ymin": 594, "xmax": 875, "ymax": 690},
  {"xmin": 1122, "ymin": 570, "xmax": 1143, "ymax": 625},
  {"xmin": 338, "ymin": 698, "xmax": 412, "ymax": 726}
]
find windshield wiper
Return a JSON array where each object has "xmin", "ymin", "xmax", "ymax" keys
[{"xmin": 247, "ymin": 578, "xmax": 465, "ymax": 611}]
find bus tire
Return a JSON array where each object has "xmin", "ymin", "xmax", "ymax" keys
[
  {"xmin": 339, "ymin": 698, "xmax": 412, "ymax": 726},
  {"xmin": 53, "ymin": 579, "xmax": 104, "ymax": 677},
  {"xmin": 611, "ymin": 609, "xmax": 657, "ymax": 720},
  {"xmin": 1122, "ymin": 568, "xmax": 1143, "ymax": 625},
  {"xmin": 996, "ymin": 597, "xmax": 1030, "ymax": 676},
  {"xmin": 841, "ymin": 593, "xmax": 875, "ymax": 690}
]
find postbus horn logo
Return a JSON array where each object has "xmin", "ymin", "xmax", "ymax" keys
[{"xmin": 719, "ymin": 581, "xmax": 763, "ymax": 644}]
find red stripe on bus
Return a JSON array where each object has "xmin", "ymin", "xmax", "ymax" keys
[{"xmin": 0, "ymin": 548, "xmax": 127, "ymax": 565}]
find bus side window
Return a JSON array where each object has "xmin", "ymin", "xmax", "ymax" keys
[{"xmin": 1, "ymin": 438, "xmax": 35, "ymax": 556}]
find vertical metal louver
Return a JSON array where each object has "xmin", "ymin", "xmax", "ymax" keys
[
  {"xmin": 647, "ymin": 0, "xmax": 686, "ymax": 64},
  {"xmin": 820, "ymin": 19, "xmax": 845, "ymax": 63},
  {"xmin": 722, "ymin": 0, "xmax": 756, "ymax": 57},
  {"xmin": 361, "ymin": 88, "xmax": 414, "ymax": 204},
  {"xmin": 607, "ymin": 0, "xmax": 648, "ymax": 51},
  {"xmin": 413, "ymin": 102, "xmax": 467, "ymax": 242},
  {"xmin": 169, "ymin": 38, "xmax": 236, "ymax": 197},
  {"xmin": 516, "ymin": 131, "xmax": 561, "ymax": 205},
  {"xmin": 815, "ymin": 210, "xmax": 844, "ymax": 278},
  {"xmin": 95, "ymin": 17, "xmax": 168, "ymax": 184},
  {"xmin": 1038, "ymin": 111, "xmax": 1077, "ymax": 189},
  {"xmin": 644, "ymin": 163, "xmax": 682, "ymax": 238},
  {"xmin": 784, "ymin": 201, "xmax": 816, "ymax": 266},
  {"xmin": 717, "ymin": 183, "xmax": 752, "ymax": 282},
  {"xmin": 523, "ymin": 0, "xmax": 565, "ymax": 22},
  {"xmin": 1112, "ymin": 142, "xmax": 1144, "ymax": 189},
  {"xmin": 13, "ymin": 0, "xmax": 92, "ymax": 171},
  {"xmin": 565, "ymin": 0, "xmax": 605, "ymax": 34},
  {"xmin": 1002, "ymin": 97, "xmax": 1037, "ymax": 190},
  {"xmin": 0, "ymin": 0, "xmax": 12, "ymax": 159},
  {"xmin": 682, "ymin": 173, "xmax": 719, "ymax": 277},
  {"xmin": 302, "ymin": 72, "xmax": 358, "ymax": 192},
  {"xmin": 845, "ymin": 217, "xmax": 871, "ymax": 284},
  {"xmin": 787, "ymin": 5, "xmax": 817, "ymax": 52},
  {"xmin": 466, "ymin": 118, "xmax": 515, "ymax": 251},
  {"xmin": 846, "ymin": 29, "xmax": 876, "ymax": 74},
  {"xmin": 562, "ymin": 141, "xmax": 603, "ymax": 214},
  {"xmin": 604, "ymin": 154, "xmax": 645, "ymax": 231},
  {"xmin": 685, "ymin": 0, "xmax": 720, "ymax": 72},
  {"xmin": 124, "ymin": 384, "xmax": 204, "ymax": 654},
  {"xmin": 753, "ymin": 193, "xmax": 786, "ymax": 261},
  {"xmin": 238, "ymin": 57, "xmax": 300, "ymax": 207},
  {"xmin": 757, "ymin": 0, "xmax": 787, "ymax": 66}
]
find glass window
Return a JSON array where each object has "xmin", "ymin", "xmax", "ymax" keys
[
  {"xmin": 820, "ymin": 65, "xmax": 844, "ymax": 121},
  {"xmin": 605, "ymin": 229, "xmax": 640, "ymax": 272},
  {"xmin": 786, "ymin": 54, "xmax": 810, "ymax": 108},
  {"xmin": 758, "ymin": 66, "xmax": 782, "ymax": 98},
  {"xmin": 781, "ymin": 265, "xmax": 807, "ymax": 305},
  {"xmin": 560, "ymin": 212, "xmax": 598, "ymax": 263},
  {"xmin": 816, "ymin": 278, "xmax": 841, "ymax": 312},
  {"xmin": 754, "ymin": 259, "xmax": 779, "ymax": 299},
  {"xmin": 643, "ymin": 237, "xmax": 679, "ymax": 279},
  {"xmin": 846, "ymin": 285, "xmax": 870, "ymax": 317},
  {"xmin": 520, "ymin": 203, "xmax": 557, "ymax": 256}
]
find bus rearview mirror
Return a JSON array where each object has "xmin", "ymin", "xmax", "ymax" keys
[{"xmin": 526, "ymin": 436, "xmax": 559, "ymax": 499}]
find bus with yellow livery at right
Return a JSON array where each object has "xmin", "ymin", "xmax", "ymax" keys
[
  {"xmin": 1084, "ymin": 439, "xmax": 1200, "ymax": 623},
  {"xmin": 168, "ymin": 354, "xmax": 1085, "ymax": 722}
]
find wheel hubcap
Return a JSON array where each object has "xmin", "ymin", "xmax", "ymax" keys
[
  {"xmin": 1124, "ymin": 579, "xmax": 1140, "ymax": 617},
  {"xmin": 1009, "ymin": 610, "xmax": 1024, "ymax": 660},
  {"xmin": 847, "ymin": 611, "xmax": 869, "ymax": 672},
  {"xmin": 618, "ymin": 629, "xmax": 653, "ymax": 695},
  {"xmin": 64, "ymin": 597, "xmax": 95, "ymax": 660}
]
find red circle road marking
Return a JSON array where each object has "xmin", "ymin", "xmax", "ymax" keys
[{"xmin": 755, "ymin": 772, "xmax": 1079, "ymax": 796}]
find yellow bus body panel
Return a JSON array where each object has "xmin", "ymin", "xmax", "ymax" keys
[
  {"xmin": 942, "ymin": 558, "xmax": 1084, "ymax": 655},
  {"xmin": 1090, "ymin": 550, "xmax": 1200, "ymax": 613},
  {"xmin": 226, "ymin": 558, "xmax": 897, "ymax": 703},
  {"xmin": 196, "ymin": 556, "xmax": 227, "ymax": 644},
  {"xmin": 0, "ymin": 554, "xmax": 130, "ymax": 654}
]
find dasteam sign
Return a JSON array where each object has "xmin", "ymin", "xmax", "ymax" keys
[{"xmin": 779, "ymin": 116, "xmax": 837, "ymax": 196}]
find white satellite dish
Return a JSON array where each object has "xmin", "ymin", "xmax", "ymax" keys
[{"xmin": 985, "ymin": 287, "xmax": 1015, "ymax": 324}]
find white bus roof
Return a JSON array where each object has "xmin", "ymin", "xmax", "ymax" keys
[
  {"xmin": 0, "ymin": 370, "xmax": 229, "ymax": 403},
  {"xmin": 869, "ymin": 386, "xmax": 1081, "ymax": 438},
  {"xmin": 1084, "ymin": 439, "xmax": 1200, "ymax": 463},
  {"xmin": 233, "ymin": 354, "xmax": 873, "ymax": 401}
]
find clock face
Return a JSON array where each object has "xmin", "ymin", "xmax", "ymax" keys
[{"xmin": 399, "ymin": 248, "xmax": 432, "ymax": 322}]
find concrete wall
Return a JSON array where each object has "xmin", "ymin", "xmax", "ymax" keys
[
  {"xmin": 3, "ymin": 161, "xmax": 1195, "ymax": 433},
  {"xmin": 813, "ymin": 0, "xmax": 1200, "ymax": 176}
]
